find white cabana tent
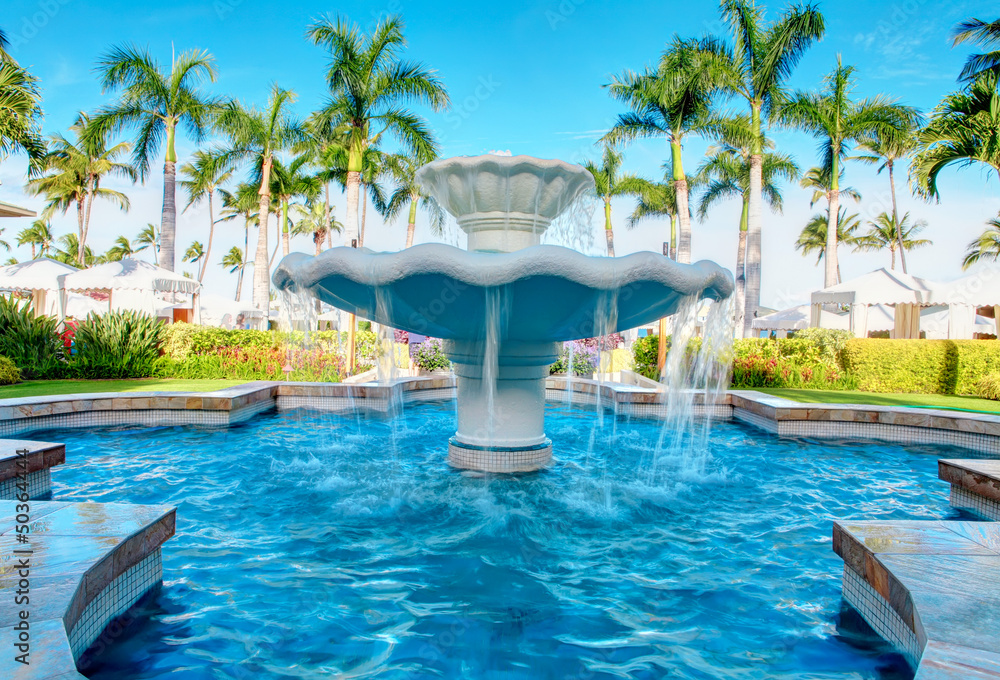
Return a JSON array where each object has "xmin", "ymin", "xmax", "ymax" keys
[
  {"xmin": 61, "ymin": 259, "xmax": 201, "ymax": 322},
  {"xmin": 753, "ymin": 304, "xmax": 849, "ymax": 334},
  {"xmin": 194, "ymin": 294, "xmax": 263, "ymax": 329},
  {"xmin": 0, "ymin": 258, "xmax": 78, "ymax": 317},
  {"xmin": 810, "ymin": 268, "xmax": 939, "ymax": 339},
  {"xmin": 931, "ymin": 268, "xmax": 1000, "ymax": 338}
]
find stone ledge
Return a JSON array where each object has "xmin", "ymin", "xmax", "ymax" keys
[
  {"xmin": 939, "ymin": 459, "xmax": 1000, "ymax": 505},
  {"xmin": 0, "ymin": 441, "xmax": 64, "ymax": 484},
  {"xmin": 833, "ymin": 520, "xmax": 1000, "ymax": 678}
]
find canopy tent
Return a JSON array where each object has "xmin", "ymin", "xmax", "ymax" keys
[
  {"xmin": 186, "ymin": 294, "xmax": 262, "ymax": 329},
  {"xmin": 932, "ymin": 268, "xmax": 1000, "ymax": 337},
  {"xmin": 61, "ymin": 259, "xmax": 201, "ymax": 321},
  {"xmin": 0, "ymin": 258, "xmax": 79, "ymax": 317},
  {"xmin": 753, "ymin": 304, "xmax": 849, "ymax": 332}
]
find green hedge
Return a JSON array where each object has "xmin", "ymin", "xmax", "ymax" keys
[
  {"xmin": 841, "ymin": 339, "xmax": 1000, "ymax": 395},
  {"xmin": 0, "ymin": 356, "xmax": 21, "ymax": 385}
]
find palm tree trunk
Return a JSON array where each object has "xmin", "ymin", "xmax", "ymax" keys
[
  {"xmin": 161, "ymin": 125, "xmax": 178, "ymax": 271},
  {"xmin": 237, "ymin": 218, "xmax": 249, "ymax": 302},
  {"xmin": 744, "ymin": 152, "xmax": 763, "ymax": 338},
  {"xmin": 405, "ymin": 197, "xmax": 418, "ymax": 248},
  {"xmin": 360, "ymin": 185, "xmax": 368, "ymax": 248},
  {"xmin": 345, "ymin": 171, "xmax": 361, "ymax": 247},
  {"xmin": 734, "ymin": 198, "xmax": 749, "ymax": 336},
  {"xmin": 669, "ymin": 214, "xmax": 677, "ymax": 260},
  {"xmin": 890, "ymin": 247, "xmax": 896, "ymax": 271},
  {"xmin": 671, "ymin": 141, "xmax": 691, "ymax": 264},
  {"xmin": 889, "ymin": 162, "xmax": 907, "ymax": 274},
  {"xmin": 81, "ymin": 179, "xmax": 96, "ymax": 265},
  {"xmin": 824, "ymin": 189, "xmax": 840, "ymax": 288},
  {"xmin": 252, "ymin": 156, "xmax": 274, "ymax": 309},
  {"xmin": 281, "ymin": 199, "xmax": 290, "ymax": 256},
  {"xmin": 604, "ymin": 199, "xmax": 615, "ymax": 257},
  {"xmin": 200, "ymin": 194, "xmax": 215, "ymax": 284},
  {"xmin": 75, "ymin": 198, "xmax": 85, "ymax": 266},
  {"xmin": 324, "ymin": 183, "xmax": 332, "ymax": 249}
]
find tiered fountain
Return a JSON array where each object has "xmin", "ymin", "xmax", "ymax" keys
[{"xmin": 274, "ymin": 154, "xmax": 733, "ymax": 472}]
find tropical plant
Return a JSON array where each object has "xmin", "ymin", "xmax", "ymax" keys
[
  {"xmin": 384, "ymin": 151, "xmax": 444, "ymax": 248},
  {"xmin": 88, "ymin": 45, "xmax": 219, "ymax": 272},
  {"xmin": 0, "ymin": 60, "xmax": 45, "ymax": 164},
  {"xmin": 952, "ymin": 17, "xmax": 1000, "ymax": 81},
  {"xmin": 269, "ymin": 154, "xmax": 321, "ymax": 257},
  {"xmin": 0, "ymin": 295, "xmax": 65, "ymax": 379},
  {"xmin": 218, "ymin": 183, "xmax": 259, "ymax": 297},
  {"xmin": 183, "ymin": 240, "xmax": 206, "ymax": 278},
  {"xmin": 16, "ymin": 219, "xmax": 54, "ymax": 258},
  {"xmin": 0, "ymin": 27, "xmax": 12, "ymax": 64},
  {"xmin": 604, "ymin": 36, "xmax": 726, "ymax": 262},
  {"xmin": 135, "ymin": 223, "xmax": 159, "ymax": 265},
  {"xmin": 73, "ymin": 310, "xmax": 164, "ymax": 378},
  {"xmin": 307, "ymin": 14, "xmax": 449, "ymax": 247},
  {"xmin": 707, "ymin": 0, "xmax": 825, "ymax": 336},
  {"xmin": 582, "ymin": 144, "xmax": 646, "ymax": 256},
  {"xmin": 0, "ymin": 227, "xmax": 9, "ymax": 251},
  {"xmin": 627, "ymin": 170, "xmax": 679, "ymax": 258},
  {"xmin": 215, "ymin": 85, "xmax": 305, "ymax": 308},
  {"xmin": 180, "ymin": 150, "xmax": 233, "ymax": 283},
  {"xmin": 781, "ymin": 57, "xmax": 920, "ymax": 288},
  {"xmin": 411, "ymin": 338, "xmax": 450, "ymax": 372},
  {"xmin": 962, "ymin": 214, "xmax": 1000, "ymax": 269},
  {"xmin": 795, "ymin": 207, "xmax": 862, "ymax": 283},
  {"xmin": 855, "ymin": 212, "xmax": 932, "ymax": 270},
  {"xmin": 0, "ymin": 355, "xmax": 20, "ymax": 385},
  {"xmin": 221, "ymin": 246, "xmax": 248, "ymax": 300},
  {"xmin": 105, "ymin": 235, "xmax": 143, "ymax": 262},
  {"xmin": 291, "ymin": 200, "xmax": 343, "ymax": 255},
  {"xmin": 25, "ymin": 113, "xmax": 135, "ymax": 265},
  {"xmin": 54, "ymin": 233, "xmax": 96, "ymax": 266}
]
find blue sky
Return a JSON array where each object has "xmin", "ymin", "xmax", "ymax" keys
[{"xmin": 2, "ymin": 0, "xmax": 999, "ymax": 308}]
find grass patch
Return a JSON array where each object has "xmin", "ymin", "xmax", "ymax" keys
[
  {"xmin": 754, "ymin": 388, "xmax": 1000, "ymax": 414},
  {"xmin": 0, "ymin": 379, "xmax": 247, "ymax": 399}
]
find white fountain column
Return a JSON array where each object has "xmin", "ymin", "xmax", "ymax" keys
[{"xmin": 445, "ymin": 340, "xmax": 561, "ymax": 472}]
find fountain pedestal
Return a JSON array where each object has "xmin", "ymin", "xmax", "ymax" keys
[{"xmin": 446, "ymin": 341, "xmax": 560, "ymax": 472}]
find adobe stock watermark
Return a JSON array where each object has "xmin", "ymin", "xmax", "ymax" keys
[
  {"xmin": 545, "ymin": 0, "xmax": 587, "ymax": 31},
  {"xmin": 7, "ymin": 0, "xmax": 73, "ymax": 48}
]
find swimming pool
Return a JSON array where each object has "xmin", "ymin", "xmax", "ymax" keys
[{"xmin": 34, "ymin": 400, "xmax": 965, "ymax": 679}]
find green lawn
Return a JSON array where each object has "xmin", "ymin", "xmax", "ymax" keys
[
  {"xmin": 754, "ymin": 388, "xmax": 1000, "ymax": 414},
  {"xmin": 0, "ymin": 379, "xmax": 247, "ymax": 399}
]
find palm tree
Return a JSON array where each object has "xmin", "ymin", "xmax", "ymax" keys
[
  {"xmin": 0, "ymin": 60, "xmax": 45, "ymax": 164},
  {"xmin": 307, "ymin": 14, "xmax": 449, "ymax": 247},
  {"xmin": 627, "ymin": 169, "xmax": 680, "ymax": 258},
  {"xmin": 912, "ymin": 71, "xmax": 1000, "ymax": 200},
  {"xmin": 298, "ymin": 115, "xmax": 348, "ymax": 249},
  {"xmin": 855, "ymin": 115, "xmax": 922, "ymax": 274},
  {"xmin": 183, "ymin": 241, "xmax": 205, "ymax": 278},
  {"xmin": 292, "ymin": 200, "xmax": 344, "ymax": 255},
  {"xmin": 88, "ymin": 45, "xmax": 219, "ymax": 272},
  {"xmin": 604, "ymin": 37, "xmax": 726, "ymax": 263},
  {"xmin": 0, "ymin": 227, "xmax": 9, "ymax": 251},
  {"xmin": 105, "ymin": 235, "xmax": 143, "ymax": 262},
  {"xmin": 696, "ymin": 131, "xmax": 798, "ymax": 333},
  {"xmin": 952, "ymin": 17, "xmax": 1000, "ymax": 81},
  {"xmin": 0, "ymin": 27, "xmax": 12, "ymax": 63},
  {"xmin": 384, "ymin": 151, "xmax": 444, "ymax": 248},
  {"xmin": 215, "ymin": 85, "xmax": 305, "ymax": 308},
  {"xmin": 180, "ymin": 150, "xmax": 233, "ymax": 283},
  {"xmin": 781, "ymin": 56, "xmax": 919, "ymax": 287},
  {"xmin": 55, "ymin": 233, "xmax": 95, "ymax": 266},
  {"xmin": 855, "ymin": 212, "xmax": 932, "ymax": 270},
  {"xmin": 582, "ymin": 145, "xmax": 646, "ymax": 257},
  {"xmin": 269, "ymin": 155, "xmax": 321, "ymax": 256},
  {"xmin": 795, "ymin": 207, "xmax": 862, "ymax": 284},
  {"xmin": 221, "ymin": 246, "xmax": 248, "ymax": 300},
  {"xmin": 16, "ymin": 220, "xmax": 54, "ymax": 258},
  {"xmin": 963, "ymin": 214, "xmax": 1000, "ymax": 268},
  {"xmin": 135, "ymin": 223, "xmax": 159, "ymax": 265},
  {"xmin": 25, "ymin": 114, "xmax": 135, "ymax": 265},
  {"xmin": 708, "ymin": 0, "xmax": 825, "ymax": 335},
  {"xmin": 218, "ymin": 183, "xmax": 259, "ymax": 299}
]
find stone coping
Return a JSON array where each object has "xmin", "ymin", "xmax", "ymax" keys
[
  {"xmin": 939, "ymin": 459, "xmax": 1000, "ymax": 505},
  {"xmin": 0, "ymin": 501, "xmax": 175, "ymax": 680},
  {"xmin": 0, "ymin": 441, "xmax": 64, "ymax": 483},
  {"xmin": 833, "ymin": 520, "xmax": 1000, "ymax": 678}
]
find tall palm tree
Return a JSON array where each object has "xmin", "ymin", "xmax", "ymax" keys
[
  {"xmin": 855, "ymin": 212, "xmax": 932, "ymax": 270},
  {"xmin": 88, "ymin": 45, "xmax": 219, "ymax": 272},
  {"xmin": 269, "ymin": 155, "xmax": 321, "ymax": 256},
  {"xmin": 952, "ymin": 17, "xmax": 1000, "ymax": 81},
  {"xmin": 627, "ymin": 171, "xmax": 679, "ymax": 260},
  {"xmin": 16, "ymin": 219, "xmax": 54, "ymax": 258},
  {"xmin": 135, "ymin": 223, "xmax": 159, "ymax": 265},
  {"xmin": 696, "ymin": 135, "xmax": 798, "ymax": 333},
  {"xmin": 855, "ymin": 116, "xmax": 922, "ymax": 274},
  {"xmin": 298, "ymin": 115, "xmax": 348, "ymax": 249},
  {"xmin": 215, "ymin": 85, "xmax": 305, "ymax": 307},
  {"xmin": 307, "ymin": 14, "xmax": 449, "ymax": 247},
  {"xmin": 291, "ymin": 200, "xmax": 344, "ymax": 255},
  {"xmin": 26, "ymin": 115, "xmax": 135, "ymax": 265},
  {"xmin": 105, "ymin": 235, "xmax": 143, "ymax": 262},
  {"xmin": 55, "ymin": 233, "xmax": 96, "ymax": 266},
  {"xmin": 795, "ymin": 207, "xmax": 862, "ymax": 284},
  {"xmin": 221, "ymin": 246, "xmax": 248, "ymax": 300},
  {"xmin": 0, "ymin": 27, "xmax": 12, "ymax": 64},
  {"xmin": 183, "ymin": 240, "xmax": 205, "ymax": 279},
  {"xmin": 384, "ymin": 151, "xmax": 444, "ymax": 248},
  {"xmin": 708, "ymin": 0, "xmax": 825, "ymax": 335},
  {"xmin": 604, "ymin": 36, "xmax": 725, "ymax": 263},
  {"xmin": 180, "ymin": 150, "xmax": 233, "ymax": 283},
  {"xmin": 0, "ymin": 59, "xmax": 45, "ymax": 164},
  {"xmin": 582, "ymin": 145, "xmax": 646, "ymax": 257},
  {"xmin": 782, "ymin": 56, "xmax": 919, "ymax": 287},
  {"xmin": 963, "ymin": 214, "xmax": 1000, "ymax": 268},
  {"xmin": 218, "ymin": 183, "xmax": 259, "ymax": 299}
]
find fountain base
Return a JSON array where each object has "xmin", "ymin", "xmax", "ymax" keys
[{"xmin": 448, "ymin": 438, "xmax": 552, "ymax": 473}]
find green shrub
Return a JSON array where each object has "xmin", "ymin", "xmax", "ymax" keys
[
  {"xmin": 411, "ymin": 339, "xmax": 451, "ymax": 372},
  {"xmin": 0, "ymin": 355, "xmax": 21, "ymax": 385},
  {"xmin": 730, "ymin": 337, "xmax": 855, "ymax": 390},
  {"xmin": 0, "ymin": 295, "xmax": 66, "ymax": 379},
  {"xmin": 632, "ymin": 334, "xmax": 663, "ymax": 380},
  {"xmin": 954, "ymin": 341, "xmax": 1000, "ymax": 396},
  {"xmin": 788, "ymin": 328, "xmax": 853, "ymax": 365},
  {"xmin": 976, "ymin": 373, "xmax": 1000, "ymax": 401},
  {"xmin": 841, "ymin": 339, "xmax": 958, "ymax": 394},
  {"xmin": 72, "ymin": 311, "xmax": 164, "ymax": 379},
  {"xmin": 155, "ymin": 345, "xmax": 344, "ymax": 381}
]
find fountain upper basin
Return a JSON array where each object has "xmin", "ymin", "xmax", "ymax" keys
[{"xmin": 273, "ymin": 243, "xmax": 734, "ymax": 341}]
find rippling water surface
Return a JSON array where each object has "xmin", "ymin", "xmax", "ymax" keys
[{"xmin": 33, "ymin": 400, "xmax": 968, "ymax": 679}]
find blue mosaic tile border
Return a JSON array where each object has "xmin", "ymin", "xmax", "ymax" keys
[
  {"xmin": 0, "ymin": 468, "xmax": 50, "ymax": 500},
  {"xmin": 841, "ymin": 565, "xmax": 922, "ymax": 668},
  {"xmin": 950, "ymin": 485, "xmax": 1000, "ymax": 521}
]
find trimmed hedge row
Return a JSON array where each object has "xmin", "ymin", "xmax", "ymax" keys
[{"xmin": 841, "ymin": 339, "xmax": 1000, "ymax": 395}]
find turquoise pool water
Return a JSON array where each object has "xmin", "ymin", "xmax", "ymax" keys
[{"xmin": 35, "ymin": 401, "xmax": 964, "ymax": 679}]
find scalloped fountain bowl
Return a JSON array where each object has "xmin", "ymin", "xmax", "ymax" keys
[{"xmin": 275, "ymin": 154, "xmax": 734, "ymax": 472}]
